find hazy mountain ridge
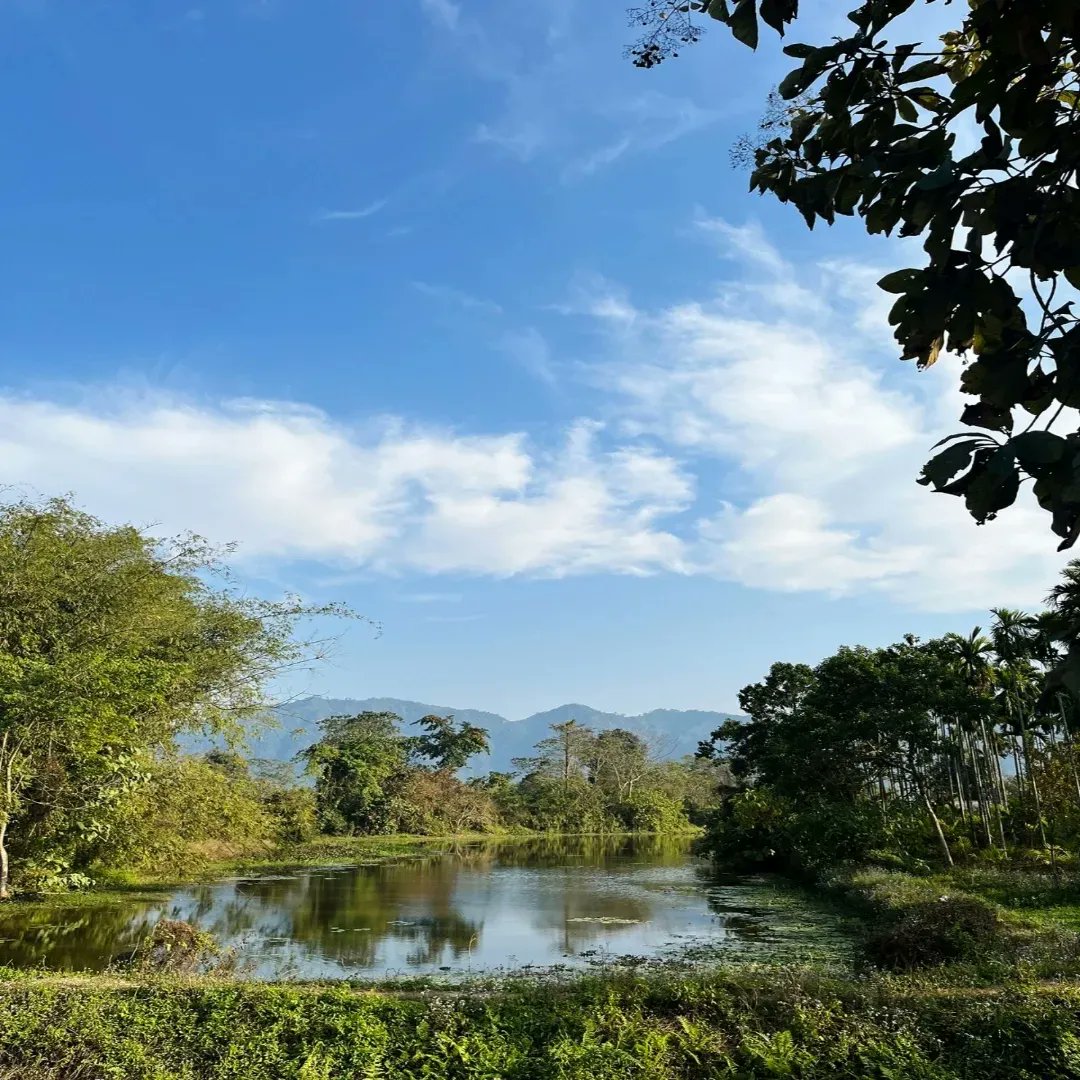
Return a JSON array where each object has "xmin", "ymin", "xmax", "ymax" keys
[{"xmin": 250, "ymin": 696, "xmax": 741, "ymax": 773}]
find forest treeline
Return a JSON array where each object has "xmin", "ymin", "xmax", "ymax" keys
[
  {"xmin": 299, "ymin": 710, "xmax": 723, "ymax": 838},
  {"xmin": 0, "ymin": 496, "xmax": 721, "ymax": 898},
  {"xmin": 697, "ymin": 560, "xmax": 1080, "ymax": 876}
]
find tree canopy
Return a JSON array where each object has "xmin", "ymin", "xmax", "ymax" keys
[
  {"xmin": 699, "ymin": 558, "xmax": 1080, "ymax": 871},
  {"xmin": 631, "ymin": 0, "xmax": 1080, "ymax": 550},
  {"xmin": 0, "ymin": 497, "xmax": 337, "ymax": 895}
]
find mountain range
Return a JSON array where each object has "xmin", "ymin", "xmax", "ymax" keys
[{"xmin": 249, "ymin": 697, "xmax": 741, "ymax": 775}]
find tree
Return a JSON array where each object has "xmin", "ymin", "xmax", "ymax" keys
[
  {"xmin": 512, "ymin": 719, "xmax": 596, "ymax": 791},
  {"xmin": 300, "ymin": 712, "xmax": 410, "ymax": 835},
  {"xmin": 202, "ymin": 749, "xmax": 252, "ymax": 781},
  {"xmin": 699, "ymin": 661, "xmax": 816, "ymax": 789},
  {"xmin": 588, "ymin": 728, "xmax": 651, "ymax": 800},
  {"xmin": 408, "ymin": 714, "xmax": 490, "ymax": 774},
  {"xmin": 630, "ymin": 1, "xmax": 1080, "ymax": 550},
  {"xmin": 0, "ymin": 497, "xmax": 335, "ymax": 897}
]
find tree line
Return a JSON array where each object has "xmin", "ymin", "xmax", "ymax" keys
[
  {"xmin": 300, "ymin": 710, "xmax": 725, "ymax": 838},
  {"xmin": 698, "ymin": 559, "xmax": 1080, "ymax": 873},
  {"xmin": 0, "ymin": 495, "xmax": 719, "ymax": 899}
]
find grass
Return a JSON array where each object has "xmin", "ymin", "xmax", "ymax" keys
[{"xmin": 3, "ymin": 966, "xmax": 1080, "ymax": 1078}]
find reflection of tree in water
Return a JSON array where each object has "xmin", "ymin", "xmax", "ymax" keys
[
  {"xmin": 479, "ymin": 833, "xmax": 691, "ymax": 870},
  {"xmin": 0, "ymin": 833, "xmax": 700, "ymax": 973},
  {"xmin": 273, "ymin": 861, "xmax": 484, "ymax": 969},
  {"xmin": 0, "ymin": 900, "xmax": 167, "ymax": 970}
]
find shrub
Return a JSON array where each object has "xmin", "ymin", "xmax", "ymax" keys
[
  {"xmin": 614, "ymin": 791, "xmax": 691, "ymax": 833},
  {"xmin": 868, "ymin": 894, "xmax": 1002, "ymax": 969},
  {"xmin": 263, "ymin": 787, "xmax": 318, "ymax": 844},
  {"xmin": 130, "ymin": 920, "xmax": 226, "ymax": 974},
  {"xmin": 94, "ymin": 757, "xmax": 275, "ymax": 876}
]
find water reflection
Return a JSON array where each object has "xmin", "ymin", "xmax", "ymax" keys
[{"xmin": 0, "ymin": 835, "xmax": 846, "ymax": 978}]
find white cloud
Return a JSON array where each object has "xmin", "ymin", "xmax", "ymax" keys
[
  {"xmin": 584, "ymin": 220, "xmax": 1072, "ymax": 612},
  {"xmin": 2, "ymin": 215, "xmax": 1068, "ymax": 615},
  {"xmin": 472, "ymin": 122, "xmax": 547, "ymax": 163},
  {"xmin": 430, "ymin": 2, "xmax": 719, "ymax": 178},
  {"xmin": 0, "ymin": 395, "xmax": 689, "ymax": 580},
  {"xmin": 562, "ymin": 94, "xmax": 719, "ymax": 181}
]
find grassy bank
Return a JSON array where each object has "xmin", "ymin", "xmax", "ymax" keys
[
  {"xmin": 2, "ymin": 967, "xmax": 1080, "ymax": 1078},
  {"xmin": 804, "ymin": 861, "xmax": 1080, "ymax": 983}
]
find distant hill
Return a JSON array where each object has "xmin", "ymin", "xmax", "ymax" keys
[{"xmin": 246, "ymin": 696, "xmax": 741, "ymax": 774}]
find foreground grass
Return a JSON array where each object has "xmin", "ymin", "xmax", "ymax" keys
[{"xmin": 3, "ymin": 966, "xmax": 1080, "ymax": 1078}]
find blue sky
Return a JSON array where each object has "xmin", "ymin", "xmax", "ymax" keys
[{"xmin": 0, "ymin": 0, "xmax": 1068, "ymax": 719}]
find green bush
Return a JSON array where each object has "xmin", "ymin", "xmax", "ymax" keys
[
  {"xmin": 867, "ymin": 894, "xmax": 1001, "ymax": 969},
  {"xmin": 614, "ymin": 791, "xmax": 691, "ymax": 833},
  {"xmin": 262, "ymin": 787, "xmax": 318, "ymax": 844}
]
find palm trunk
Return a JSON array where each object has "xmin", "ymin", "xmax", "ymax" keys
[
  {"xmin": 913, "ymin": 754, "xmax": 953, "ymax": 867},
  {"xmin": 964, "ymin": 727, "xmax": 993, "ymax": 847},
  {"xmin": 921, "ymin": 783, "xmax": 954, "ymax": 867},
  {"xmin": 1018, "ymin": 709, "xmax": 1048, "ymax": 847}
]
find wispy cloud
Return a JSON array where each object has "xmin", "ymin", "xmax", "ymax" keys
[
  {"xmin": 421, "ymin": 1, "xmax": 717, "ymax": 179},
  {"xmin": 562, "ymin": 95, "xmax": 720, "ymax": 182},
  {"xmin": 419, "ymin": 0, "xmax": 460, "ymax": 30},
  {"xmin": 472, "ymin": 122, "xmax": 548, "ymax": 163},
  {"xmin": 501, "ymin": 327, "xmax": 558, "ymax": 386},
  {"xmin": 412, "ymin": 281, "xmax": 503, "ymax": 316},
  {"xmin": 583, "ymin": 219, "xmax": 1070, "ymax": 611},
  {"xmin": 8, "ymin": 216, "xmax": 1067, "ymax": 613},
  {"xmin": 315, "ymin": 200, "xmax": 388, "ymax": 222}
]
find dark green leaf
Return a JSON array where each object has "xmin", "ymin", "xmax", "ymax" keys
[
  {"xmin": 729, "ymin": 0, "xmax": 759, "ymax": 48},
  {"xmin": 1009, "ymin": 431, "xmax": 1068, "ymax": 468},
  {"xmin": 878, "ymin": 269, "xmax": 920, "ymax": 294},
  {"xmin": 897, "ymin": 59, "xmax": 946, "ymax": 83},
  {"xmin": 964, "ymin": 449, "xmax": 1020, "ymax": 521},
  {"xmin": 918, "ymin": 439, "xmax": 981, "ymax": 489},
  {"xmin": 778, "ymin": 66, "xmax": 810, "ymax": 99},
  {"xmin": 759, "ymin": 0, "xmax": 796, "ymax": 35},
  {"xmin": 960, "ymin": 402, "xmax": 1013, "ymax": 433},
  {"xmin": 914, "ymin": 162, "xmax": 956, "ymax": 191}
]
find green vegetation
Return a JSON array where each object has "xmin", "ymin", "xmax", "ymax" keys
[
  {"xmin": 13, "ymin": 494, "xmax": 1080, "ymax": 1073},
  {"xmin": 300, "ymin": 710, "xmax": 724, "ymax": 842},
  {"xmin": 0, "ymin": 495, "xmax": 717, "ymax": 900},
  {"xmin": 0, "ymin": 496, "xmax": 347, "ymax": 898},
  {"xmin": 8, "ymin": 967, "xmax": 1080, "ymax": 1079},
  {"xmin": 699, "ymin": 562, "xmax": 1080, "ymax": 878},
  {"xmin": 688, "ymin": 557, "xmax": 1080, "ymax": 991}
]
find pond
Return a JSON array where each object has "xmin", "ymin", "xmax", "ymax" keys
[{"xmin": 0, "ymin": 836, "xmax": 851, "ymax": 979}]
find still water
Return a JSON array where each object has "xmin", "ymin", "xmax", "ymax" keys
[{"xmin": 0, "ymin": 836, "xmax": 849, "ymax": 979}]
